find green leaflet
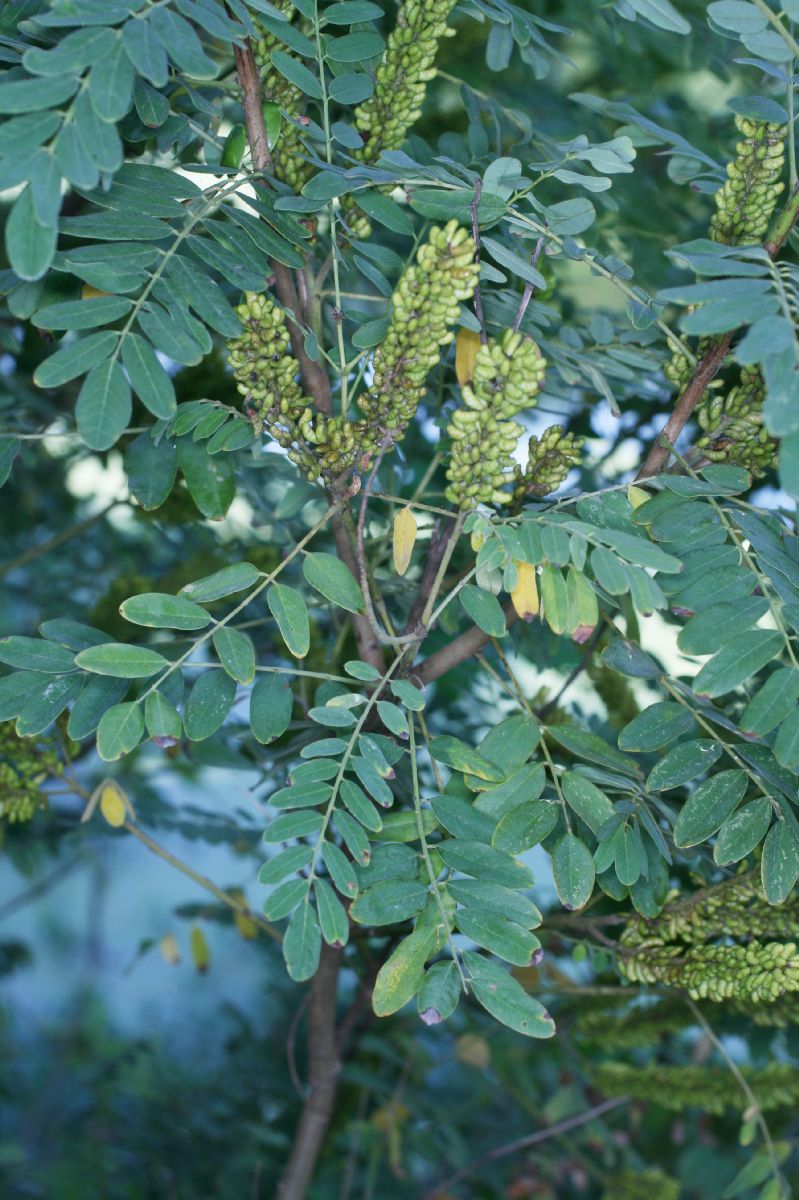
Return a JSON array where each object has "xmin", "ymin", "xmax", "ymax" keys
[
  {"xmin": 673, "ymin": 770, "xmax": 748, "ymax": 847},
  {"xmin": 464, "ymin": 953, "xmax": 555, "ymax": 1038},
  {"xmin": 551, "ymin": 833, "xmax": 595, "ymax": 910},
  {"xmin": 268, "ymin": 583, "xmax": 310, "ymax": 658},
  {"xmin": 372, "ymin": 927, "xmax": 437, "ymax": 1016},
  {"xmin": 692, "ymin": 630, "xmax": 783, "ymax": 698},
  {"xmin": 302, "ymin": 552, "xmax": 364, "ymax": 614}
]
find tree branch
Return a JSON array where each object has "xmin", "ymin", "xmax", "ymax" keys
[
  {"xmin": 277, "ymin": 944, "xmax": 343, "ymax": 1200},
  {"xmin": 424, "ymin": 1095, "xmax": 630, "ymax": 1199},
  {"xmin": 234, "ymin": 40, "xmax": 331, "ymax": 412},
  {"xmin": 415, "ymin": 602, "xmax": 518, "ymax": 684},
  {"xmin": 636, "ymin": 181, "xmax": 799, "ymax": 479}
]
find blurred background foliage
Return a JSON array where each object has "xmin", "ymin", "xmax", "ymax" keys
[{"xmin": 2, "ymin": 0, "xmax": 799, "ymax": 1196}]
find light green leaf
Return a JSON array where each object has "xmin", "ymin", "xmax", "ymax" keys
[
  {"xmin": 144, "ymin": 690, "xmax": 182, "ymax": 743},
  {"xmin": 283, "ymin": 900, "xmax": 322, "ymax": 981},
  {"xmin": 183, "ymin": 671, "xmax": 236, "ymax": 740},
  {"xmin": 693, "ymin": 631, "xmax": 783, "ymax": 698},
  {"xmin": 97, "ymin": 701, "xmax": 145, "ymax": 761},
  {"xmin": 119, "ymin": 592, "xmax": 210, "ymax": 631},
  {"xmin": 302, "ymin": 552, "xmax": 364, "ymax": 613},
  {"xmin": 673, "ymin": 769, "xmax": 747, "ymax": 847},
  {"xmin": 213, "ymin": 628, "xmax": 256, "ymax": 684},
  {"xmin": 372, "ymin": 927, "xmax": 436, "ymax": 1016},
  {"xmin": 350, "ymin": 880, "xmax": 428, "ymax": 926},
  {"xmin": 75, "ymin": 643, "xmax": 168, "ymax": 678},
  {"xmin": 465, "ymin": 953, "xmax": 555, "ymax": 1038},
  {"xmin": 438, "ymin": 839, "xmax": 534, "ymax": 889},
  {"xmin": 16, "ymin": 674, "xmax": 83, "ymax": 737},
  {"xmin": 428, "ymin": 736, "xmax": 504, "ymax": 782},
  {"xmin": 417, "ymin": 961, "xmax": 460, "ymax": 1024},
  {"xmin": 6, "ymin": 186, "xmax": 57, "ymax": 281},
  {"xmin": 122, "ymin": 333, "xmax": 177, "ymax": 418},
  {"xmin": 618, "ymin": 701, "xmax": 695, "ymax": 752},
  {"xmin": 250, "ymin": 674, "xmax": 293, "ymax": 744},
  {"xmin": 492, "ymin": 799, "xmax": 558, "ymax": 853},
  {"xmin": 761, "ymin": 820, "xmax": 799, "ymax": 905},
  {"xmin": 646, "ymin": 739, "xmax": 723, "ymax": 791},
  {"xmin": 552, "ymin": 833, "xmax": 595, "ymax": 910},
  {"xmin": 561, "ymin": 773, "xmax": 615, "ymax": 834},
  {"xmin": 180, "ymin": 562, "xmax": 261, "ymax": 602},
  {"xmin": 454, "ymin": 909, "xmax": 540, "ymax": 967},
  {"xmin": 76, "ymin": 359, "xmax": 132, "ymax": 451},
  {"xmin": 459, "ymin": 585, "xmax": 506, "ymax": 637},
  {"xmin": 714, "ymin": 797, "xmax": 772, "ymax": 865},
  {"xmin": 0, "ymin": 637, "xmax": 75, "ymax": 674},
  {"xmin": 178, "ymin": 437, "xmax": 235, "ymax": 520},
  {"xmin": 268, "ymin": 583, "xmax": 310, "ymax": 658},
  {"xmin": 314, "ymin": 878, "xmax": 349, "ymax": 947}
]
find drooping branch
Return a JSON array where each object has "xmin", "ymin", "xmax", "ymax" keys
[{"xmin": 636, "ymin": 183, "xmax": 799, "ymax": 479}]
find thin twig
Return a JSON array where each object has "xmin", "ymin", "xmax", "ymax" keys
[
  {"xmin": 425, "ymin": 1095, "xmax": 630, "ymax": 1199},
  {"xmin": 471, "ymin": 178, "xmax": 487, "ymax": 344},
  {"xmin": 512, "ymin": 237, "xmax": 544, "ymax": 333}
]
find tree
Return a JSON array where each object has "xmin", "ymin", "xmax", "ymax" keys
[{"xmin": 3, "ymin": 0, "xmax": 799, "ymax": 1195}]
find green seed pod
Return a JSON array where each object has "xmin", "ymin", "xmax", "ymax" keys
[
  {"xmin": 359, "ymin": 220, "xmax": 479, "ymax": 446},
  {"xmin": 352, "ymin": 0, "xmax": 457, "ymax": 165},
  {"xmin": 445, "ymin": 329, "xmax": 549, "ymax": 510},
  {"xmin": 513, "ymin": 424, "xmax": 583, "ymax": 505},
  {"xmin": 0, "ymin": 720, "xmax": 60, "ymax": 824},
  {"xmin": 696, "ymin": 364, "xmax": 777, "ymax": 476},
  {"xmin": 600, "ymin": 1169, "xmax": 681, "ymax": 1200},
  {"xmin": 220, "ymin": 123, "xmax": 247, "ymax": 169},
  {"xmin": 710, "ymin": 117, "xmax": 787, "ymax": 246},
  {"xmin": 596, "ymin": 1061, "xmax": 799, "ymax": 1115}
]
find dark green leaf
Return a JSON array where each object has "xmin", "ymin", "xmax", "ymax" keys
[
  {"xmin": 552, "ymin": 833, "xmax": 595, "ymax": 909},
  {"xmin": 673, "ymin": 769, "xmax": 747, "ymax": 847},
  {"xmin": 268, "ymin": 584, "xmax": 310, "ymax": 658},
  {"xmin": 183, "ymin": 671, "xmax": 237, "ymax": 740},
  {"xmin": 302, "ymin": 552, "xmax": 364, "ymax": 613}
]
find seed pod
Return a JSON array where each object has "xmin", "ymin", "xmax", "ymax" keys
[{"xmin": 220, "ymin": 123, "xmax": 247, "ymax": 169}]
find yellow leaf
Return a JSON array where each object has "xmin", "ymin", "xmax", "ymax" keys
[
  {"xmin": 231, "ymin": 889, "xmax": 258, "ymax": 940},
  {"xmin": 455, "ymin": 328, "xmax": 481, "ymax": 386},
  {"xmin": 99, "ymin": 781, "xmax": 127, "ymax": 828},
  {"xmin": 81, "ymin": 283, "xmax": 109, "ymax": 299},
  {"xmin": 392, "ymin": 506, "xmax": 417, "ymax": 576},
  {"xmin": 510, "ymin": 561, "xmax": 539, "ymax": 622},
  {"xmin": 456, "ymin": 1033, "xmax": 491, "ymax": 1069},
  {"xmin": 627, "ymin": 484, "xmax": 650, "ymax": 510},
  {"xmin": 159, "ymin": 933, "xmax": 181, "ymax": 965},
  {"xmin": 190, "ymin": 926, "xmax": 210, "ymax": 973}
]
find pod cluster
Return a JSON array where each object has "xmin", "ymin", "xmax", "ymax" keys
[
  {"xmin": 252, "ymin": 7, "xmax": 313, "ymax": 193},
  {"xmin": 512, "ymin": 424, "xmax": 583, "ymax": 504},
  {"xmin": 599, "ymin": 1169, "xmax": 681, "ymax": 1200},
  {"xmin": 0, "ymin": 721, "xmax": 59, "ymax": 824},
  {"xmin": 710, "ymin": 116, "xmax": 787, "ymax": 246},
  {"xmin": 697, "ymin": 363, "xmax": 777, "ymax": 476},
  {"xmin": 619, "ymin": 874, "xmax": 799, "ymax": 1003},
  {"xmin": 596, "ymin": 1061, "xmax": 799, "ymax": 1114},
  {"xmin": 574, "ymin": 998, "xmax": 690, "ymax": 1048},
  {"xmin": 359, "ymin": 220, "xmax": 479, "ymax": 439},
  {"xmin": 664, "ymin": 117, "xmax": 786, "ymax": 475},
  {"xmin": 229, "ymin": 224, "xmax": 477, "ymax": 480},
  {"xmin": 352, "ymin": 0, "xmax": 456, "ymax": 164},
  {"xmin": 445, "ymin": 330, "xmax": 547, "ymax": 508}
]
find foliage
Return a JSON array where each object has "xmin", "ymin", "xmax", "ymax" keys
[{"xmin": 3, "ymin": 0, "xmax": 799, "ymax": 1196}]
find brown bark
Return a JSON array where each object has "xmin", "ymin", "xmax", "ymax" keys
[
  {"xmin": 415, "ymin": 603, "xmax": 519, "ymax": 684},
  {"xmin": 277, "ymin": 945, "xmax": 343, "ymax": 1200}
]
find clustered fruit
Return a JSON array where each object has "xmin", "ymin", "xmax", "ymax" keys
[
  {"xmin": 574, "ymin": 998, "xmax": 690, "ymax": 1048},
  {"xmin": 352, "ymin": 0, "xmax": 456, "ymax": 165},
  {"xmin": 600, "ymin": 1169, "xmax": 681, "ymax": 1200},
  {"xmin": 445, "ymin": 330, "xmax": 548, "ymax": 508},
  {"xmin": 252, "ymin": 6, "xmax": 313, "ymax": 193},
  {"xmin": 696, "ymin": 363, "xmax": 777, "ymax": 476},
  {"xmin": 229, "ymin": 223, "xmax": 478, "ymax": 481},
  {"xmin": 664, "ymin": 117, "xmax": 786, "ymax": 474},
  {"xmin": 512, "ymin": 424, "xmax": 583, "ymax": 504},
  {"xmin": 618, "ymin": 874, "xmax": 799, "ymax": 1003},
  {"xmin": 358, "ymin": 220, "xmax": 479, "ymax": 439},
  {"xmin": 710, "ymin": 116, "xmax": 787, "ymax": 246},
  {"xmin": 596, "ymin": 1061, "xmax": 799, "ymax": 1114},
  {"xmin": 0, "ymin": 721, "xmax": 59, "ymax": 824}
]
